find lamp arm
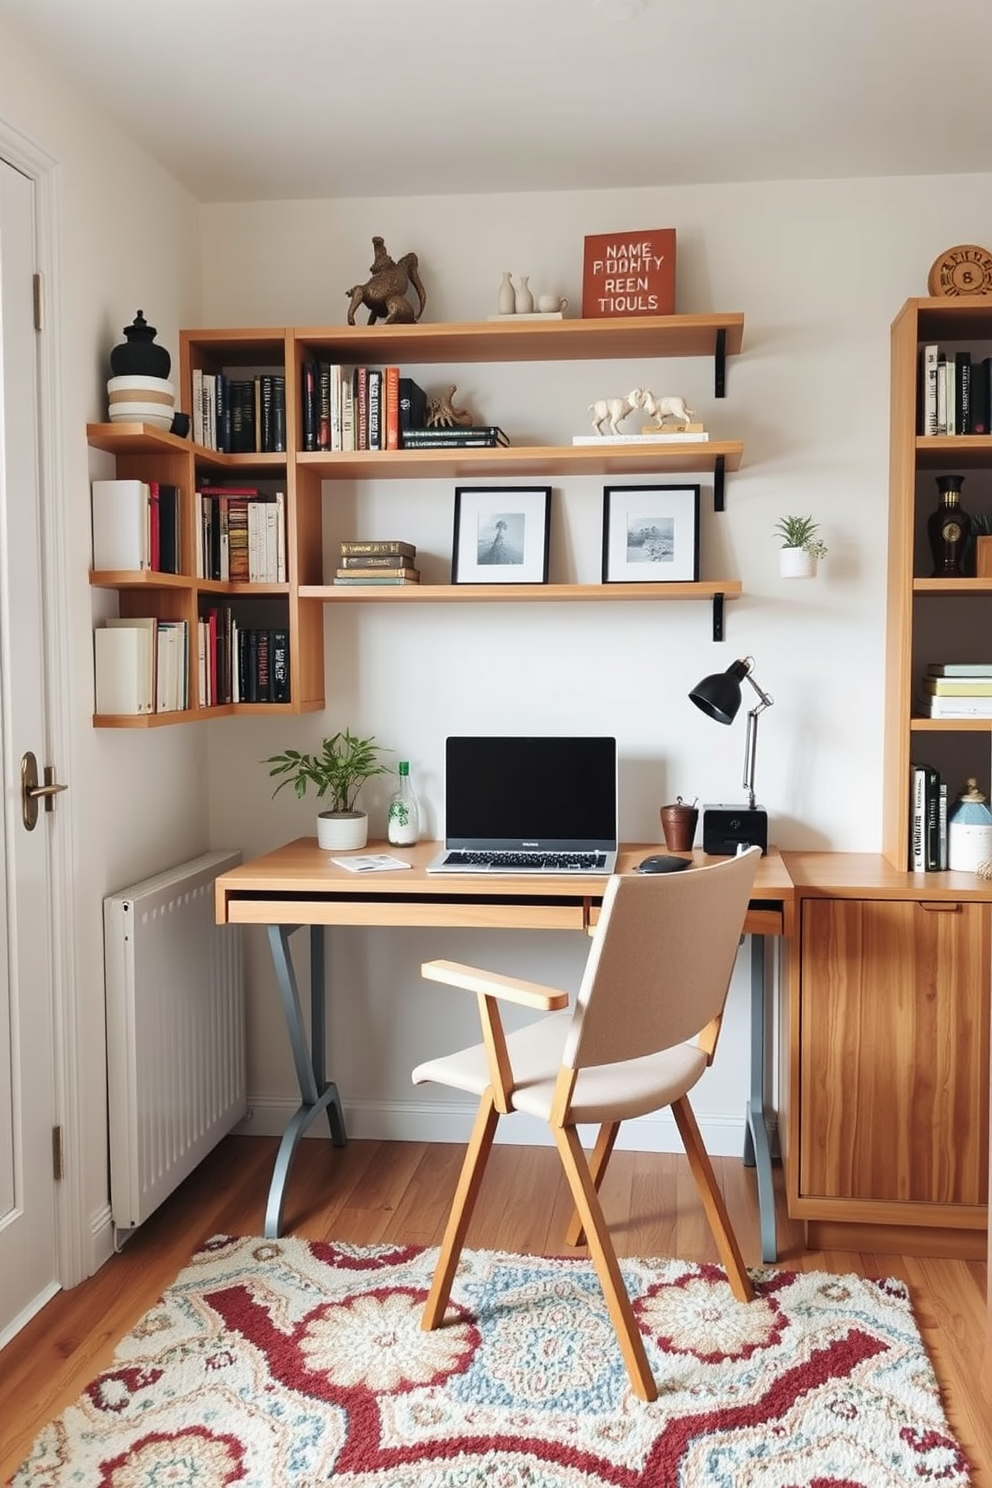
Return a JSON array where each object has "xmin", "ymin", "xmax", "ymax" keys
[{"xmin": 740, "ymin": 675, "xmax": 773, "ymax": 811}]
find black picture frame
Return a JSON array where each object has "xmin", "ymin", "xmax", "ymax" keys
[
  {"xmin": 452, "ymin": 486, "xmax": 552, "ymax": 584},
  {"xmin": 601, "ymin": 483, "xmax": 700, "ymax": 583}
]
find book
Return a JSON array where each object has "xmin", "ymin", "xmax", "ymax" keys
[
  {"xmin": 340, "ymin": 539, "xmax": 416, "ymax": 558},
  {"xmin": 96, "ymin": 617, "xmax": 156, "ymax": 714},
  {"xmin": 923, "ymin": 676, "xmax": 992, "ymax": 696},
  {"xmin": 398, "ymin": 377, "xmax": 427, "ymax": 433},
  {"xmin": 924, "ymin": 764, "xmax": 941, "ymax": 870},
  {"xmin": 972, "ymin": 357, "xmax": 992, "ymax": 435},
  {"xmin": 333, "ymin": 573, "xmax": 421, "ymax": 585},
  {"xmin": 955, "ymin": 351, "xmax": 972, "ymax": 434},
  {"xmin": 401, "ymin": 426, "xmax": 509, "ymax": 448},
  {"xmin": 339, "ymin": 552, "xmax": 416, "ymax": 569},
  {"xmin": 271, "ymin": 627, "xmax": 290, "ymax": 702},
  {"xmin": 156, "ymin": 483, "xmax": 181, "ymax": 574},
  {"xmin": 354, "ymin": 366, "xmax": 369, "ymax": 450},
  {"xmin": 909, "ymin": 763, "xmax": 926, "ymax": 871},
  {"xmin": 921, "ymin": 343, "xmax": 939, "ymax": 436},
  {"xmin": 926, "ymin": 662, "xmax": 992, "ymax": 676},
  {"xmin": 384, "ymin": 365, "xmax": 400, "ymax": 450},
  {"xmin": 571, "ymin": 432, "xmax": 709, "ymax": 445},
  {"xmin": 581, "ymin": 227, "xmax": 676, "ymax": 318},
  {"xmin": 91, "ymin": 479, "xmax": 151, "ymax": 571},
  {"xmin": 926, "ymin": 696, "xmax": 992, "ymax": 716},
  {"xmin": 936, "ymin": 353, "xmax": 948, "ymax": 435},
  {"xmin": 335, "ymin": 566, "xmax": 419, "ymax": 582},
  {"xmin": 367, "ymin": 368, "xmax": 383, "ymax": 450},
  {"xmin": 301, "ymin": 359, "xmax": 318, "ymax": 451}
]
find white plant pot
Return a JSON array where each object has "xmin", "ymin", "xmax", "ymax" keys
[
  {"xmin": 779, "ymin": 546, "xmax": 817, "ymax": 579},
  {"xmin": 316, "ymin": 810, "xmax": 368, "ymax": 851}
]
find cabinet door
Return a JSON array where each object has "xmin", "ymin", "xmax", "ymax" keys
[{"xmin": 799, "ymin": 897, "xmax": 989, "ymax": 1206}]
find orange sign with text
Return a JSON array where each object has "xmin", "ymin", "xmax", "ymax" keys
[{"xmin": 582, "ymin": 229, "xmax": 676, "ymax": 318}]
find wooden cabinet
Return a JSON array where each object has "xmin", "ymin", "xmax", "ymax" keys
[
  {"xmin": 89, "ymin": 313, "xmax": 745, "ymax": 725},
  {"xmin": 884, "ymin": 298, "xmax": 992, "ymax": 871},
  {"xmin": 782, "ymin": 854, "xmax": 990, "ymax": 1258}
]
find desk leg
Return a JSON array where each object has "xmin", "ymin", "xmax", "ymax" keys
[
  {"xmin": 265, "ymin": 924, "xmax": 347, "ymax": 1239},
  {"xmin": 742, "ymin": 933, "xmax": 777, "ymax": 1263}
]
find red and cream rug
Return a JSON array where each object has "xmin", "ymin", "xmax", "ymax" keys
[{"xmin": 13, "ymin": 1234, "xmax": 972, "ymax": 1487}]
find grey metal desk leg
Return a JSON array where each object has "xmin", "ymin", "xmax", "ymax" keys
[
  {"xmin": 743, "ymin": 932, "xmax": 777, "ymax": 1263},
  {"xmin": 264, "ymin": 923, "xmax": 347, "ymax": 1239}
]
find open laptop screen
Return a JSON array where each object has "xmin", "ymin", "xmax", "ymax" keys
[{"xmin": 444, "ymin": 735, "xmax": 617, "ymax": 849}]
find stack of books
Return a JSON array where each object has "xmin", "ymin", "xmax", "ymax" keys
[
  {"xmin": 335, "ymin": 540, "xmax": 420, "ymax": 585},
  {"xmin": 921, "ymin": 663, "xmax": 992, "ymax": 717},
  {"xmin": 909, "ymin": 761, "xmax": 948, "ymax": 871}
]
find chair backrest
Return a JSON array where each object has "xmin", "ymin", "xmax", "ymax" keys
[{"xmin": 562, "ymin": 847, "xmax": 761, "ymax": 1072}]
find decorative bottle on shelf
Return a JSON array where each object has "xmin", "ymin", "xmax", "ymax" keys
[
  {"xmin": 927, "ymin": 474, "xmax": 971, "ymax": 577},
  {"xmin": 386, "ymin": 761, "xmax": 420, "ymax": 846},
  {"xmin": 497, "ymin": 271, "xmax": 516, "ymax": 315},
  {"xmin": 514, "ymin": 275, "xmax": 534, "ymax": 314},
  {"xmin": 109, "ymin": 310, "xmax": 171, "ymax": 378},
  {"xmin": 947, "ymin": 778, "xmax": 992, "ymax": 872}
]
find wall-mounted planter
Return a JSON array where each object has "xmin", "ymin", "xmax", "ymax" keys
[{"xmin": 779, "ymin": 546, "xmax": 818, "ymax": 579}]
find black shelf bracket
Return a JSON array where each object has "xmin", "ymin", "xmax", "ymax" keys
[
  {"xmin": 713, "ymin": 456, "xmax": 726, "ymax": 512},
  {"xmin": 712, "ymin": 593, "xmax": 725, "ymax": 642},
  {"xmin": 714, "ymin": 328, "xmax": 727, "ymax": 398}
]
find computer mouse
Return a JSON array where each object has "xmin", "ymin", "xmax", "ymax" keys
[{"xmin": 635, "ymin": 854, "xmax": 691, "ymax": 874}]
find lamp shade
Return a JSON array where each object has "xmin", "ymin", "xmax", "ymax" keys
[{"xmin": 688, "ymin": 658, "xmax": 750, "ymax": 725}]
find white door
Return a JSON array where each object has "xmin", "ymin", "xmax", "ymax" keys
[{"xmin": 0, "ymin": 154, "xmax": 60, "ymax": 1341}]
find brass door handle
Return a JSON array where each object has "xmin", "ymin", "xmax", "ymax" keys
[{"xmin": 21, "ymin": 751, "xmax": 68, "ymax": 831}]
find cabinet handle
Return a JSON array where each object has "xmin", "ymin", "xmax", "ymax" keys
[{"xmin": 919, "ymin": 901, "xmax": 962, "ymax": 913}]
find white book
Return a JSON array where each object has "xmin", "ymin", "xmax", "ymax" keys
[
  {"xmin": 341, "ymin": 378, "xmax": 355, "ymax": 452},
  {"xmin": 922, "ymin": 345, "xmax": 939, "ymax": 435},
  {"xmin": 94, "ymin": 621, "xmax": 155, "ymax": 715},
  {"xmin": 910, "ymin": 765, "xmax": 926, "ymax": 871},
  {"xmin": 927, "ymin": 695, "xmax": 992, "ymax": 716},
  {"xmin": 91, "ymin": 479, "xmax": 151, "ymax": 571},
  {"xmin": 275, "ymin": 491, "xmax": 286, "ymax": 582},
  {"xmin": 265, "ymin": 502, "xmax": 278, "ymax": 582},
  {"xmin": 197, "ymin": 619, "xmax": 208, "ymax": 707},
  {"xmin": 571, "ymin": 432, "xmax": 710, "ymax": 445},
  {"xmin": 247, "ymin": 500, "xmax": 263, "ymax": 583}
]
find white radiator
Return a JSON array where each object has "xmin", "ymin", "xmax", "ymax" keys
[{"xmin": 104, "ymin": 850, "xmax": 246, "ymax": 1233}]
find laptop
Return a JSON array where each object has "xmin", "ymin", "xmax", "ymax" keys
[{"xmin": 427, "ymin": 735, "xmax": 618, "ymax": 875}]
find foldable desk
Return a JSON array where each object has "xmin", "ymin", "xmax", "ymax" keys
[{"xmin": 215, "ymin": 839, "xmax": 795, "ymax": 1256}]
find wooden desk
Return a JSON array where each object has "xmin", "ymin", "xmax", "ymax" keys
[{"xmin": 216, "ymin": 839, "xmax": 794, "ymax": 1246}]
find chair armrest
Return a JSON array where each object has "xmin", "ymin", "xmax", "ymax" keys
[{"xmin": 421, "ymin": 958, "xmax": 569, "ymax": 1011}]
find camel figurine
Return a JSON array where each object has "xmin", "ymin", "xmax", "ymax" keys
[{"xmin": 345, "ymin": 236, "xmax": 427, "ymax": 326}]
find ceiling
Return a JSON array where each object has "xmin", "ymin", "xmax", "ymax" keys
[{"xmin": 1, "ymin": 0, "xmax": 991, "ymax": 203}]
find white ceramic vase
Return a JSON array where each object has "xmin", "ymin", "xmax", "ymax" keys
[
  {"xmin": 316, "ymin": 810, "xmax": 368, "ymax": 851},
  {"xmin": 514, "ymin": 275, "xmax": 534, "ymax": 314},
  {"xmin": 497, "ymin": 271, "xmax": 515, "ymax": 315},
  {"xmin": 779, "ymin": 546, "xmax": 817, "ymax": 579}
]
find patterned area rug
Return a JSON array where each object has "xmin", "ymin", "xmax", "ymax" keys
[{"xmin": 13, "ymin": 1234, "xmax": 972, "ymax": 1487}]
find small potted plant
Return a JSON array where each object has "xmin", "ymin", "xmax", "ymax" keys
[
  {"xmin": 774, "ymin": 514, "xmax": 828, "ymax": 578},
  {"xmin": 265, "ymin": 729, "xmax": 391, "ymax": 851}
]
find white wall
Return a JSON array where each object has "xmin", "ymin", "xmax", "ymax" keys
[
  {"xmin": 199, "ymin": 176, "xmax": 992, "ymax": 1154},
  {"xmin": 0, "ymin": 17, "xmax": 206, "ymax": 1273}
]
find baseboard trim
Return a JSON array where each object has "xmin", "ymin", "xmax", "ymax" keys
[{"xmin": 236, "ymin": 1095, "xmax": 773, "ymax": 1159}]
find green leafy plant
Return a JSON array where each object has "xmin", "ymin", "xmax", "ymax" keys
[
  {"xmin": 265, "ymin": 729, "xmax": 390, "ymax": 814},
  {"xmin": 774, "ymin": 514, "xmax": 827, "ymax": 560}
]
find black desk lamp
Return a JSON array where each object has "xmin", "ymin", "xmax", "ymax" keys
[{"xmin": 689, "ymin": 656, "xmax": 773, "ymax": 855}]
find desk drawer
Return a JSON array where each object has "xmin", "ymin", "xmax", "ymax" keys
[{"xmin": 224, "ymin": 895, "xmax": 588, "ymax": 931}]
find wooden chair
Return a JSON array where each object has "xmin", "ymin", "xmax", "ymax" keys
[{"xmin": 412, "ymin": 847, "xmax": 762, "ymax": 1402}]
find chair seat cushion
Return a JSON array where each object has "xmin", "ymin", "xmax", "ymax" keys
[{"xmin": 412, "ymin": 1012, "xmax": 708, "ymax": 1123}]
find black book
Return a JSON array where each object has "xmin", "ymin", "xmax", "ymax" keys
[
  {"xmin": 955, "ymin": 351, "xmax": 972, "ymax": 435},
  {"xmin": 230, "ymin": 379, "xmax": 257, "ymax": 453},
  {"xmin": 398, "ymin": 377, "xmax": 427, "ymax": 432},
  {"xmin": 401, "ymin": 426, "xmax": 509, "ymax": 449},
  {"xmin": 972, "ymin": 357, "xmax": 992, "ymax": 435},
  {"xmin": 367, "ymin": 368, "xmax": 383, "ymax": 451},
  {"xmin": 157, "ymin": 483, "xmax": 180, "ymax": 574},
  {"xmin": 301, "ymin": 359, "xmax": 318, "ymax": 452},
  {"xmin": 924, "ymin": 764, "xmax": 941, "ymax": 871},
  {"xmin": 271, "ymin": 628, "xmax": 290, "ymax": 702},
  {"xmin": 256, "ymin": 627, "xmax": 271, "ymax": 700}
]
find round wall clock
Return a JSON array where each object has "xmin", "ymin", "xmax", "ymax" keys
[{"xmin": 928, "ymin": 244, "xmax": 992, "ymax": 297}]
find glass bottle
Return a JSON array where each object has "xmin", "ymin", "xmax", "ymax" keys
[
  {"xmin": 386, "ymin": 761, "xmax": 420, "ymax": 846},
  {"xmin": 927, "ymin": 474, "xmax": 970, "ymax": 577}
]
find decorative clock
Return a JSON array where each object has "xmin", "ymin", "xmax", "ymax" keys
[{"xmin": 927, "ymin": 244, "xmax": 992, "ymax": 297}]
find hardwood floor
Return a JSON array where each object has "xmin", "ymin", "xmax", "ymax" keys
[{"xmin": 1, "ymin": 1134, "xmax": 989, "ymax": 1485}]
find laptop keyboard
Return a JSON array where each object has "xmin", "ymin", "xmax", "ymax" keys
[{"xmin": 443, "ymin": 850, "xmax": 608, "ymax": 872}]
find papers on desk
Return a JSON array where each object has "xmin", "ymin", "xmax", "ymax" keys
[{"xmin": 330, "ymin": 853, "xmax": 413, "ymax": 872}]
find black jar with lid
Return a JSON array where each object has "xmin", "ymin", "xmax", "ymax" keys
[
  {"xmin": 109, "ymin": 310, "xmax": 171, "ymax": 379},
  {"xmin": 927, "ymin": 474, "xmax": 970, "ymax": 577}
]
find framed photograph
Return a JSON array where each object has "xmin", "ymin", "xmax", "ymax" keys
[
  {"xmin": 601, "ymin": 483, "xmax": 700, "ymax": 583},
  {"xmin": 452, "ymin": 485, "xmax": 551, "ymax": 584}
]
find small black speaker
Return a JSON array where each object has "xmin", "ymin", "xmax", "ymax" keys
[{"xmin": 701, "ymin": 804, "xmax": 768, "ymax": 856}]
